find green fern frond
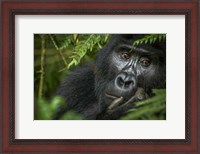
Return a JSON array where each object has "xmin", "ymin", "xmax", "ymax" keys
[
  {"xmin": 68, "ymin": 34, "xmax": 109, "ymax": 69},
  {"xmin": 120, "ymin": 89, "xmax": 166, "ymax": 120},
  {"xmin": 132, "ymin": 34, "xmax": 166, "ymax": 46}
]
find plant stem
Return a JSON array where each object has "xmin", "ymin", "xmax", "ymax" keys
[
  {"xmin": 38, "ymin": 34, "xmax": 46, "ymax": 98},
  {"xmin": 49, "ymin": 34, "xmax": 68, "ymax": 67}
]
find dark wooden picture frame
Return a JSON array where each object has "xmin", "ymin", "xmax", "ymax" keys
[{"xmin": 1, "ymin": 0, "xmax": 199, "ymax": 153}]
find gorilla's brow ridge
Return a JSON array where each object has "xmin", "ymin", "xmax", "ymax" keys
[{"xmin": 116, "ymin": 44, "xmax": 164, "ymax": 57}]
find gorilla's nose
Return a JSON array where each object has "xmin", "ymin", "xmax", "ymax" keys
[{"xmin": 115, "ymin": 73, "xmax": 136, "ymax": 90}]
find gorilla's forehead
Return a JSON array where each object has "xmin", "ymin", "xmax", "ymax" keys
[{"xmin": 114, "ymin": 44, "xmax": 163, "ymax": 56}]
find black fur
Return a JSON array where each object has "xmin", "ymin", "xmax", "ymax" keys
[{"xmin": 55, "ymin": 34, "xmax": 166, "ymax": 120}]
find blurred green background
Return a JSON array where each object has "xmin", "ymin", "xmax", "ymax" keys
[{"xmin": 34, "ymin": 34, "xmax": 166, "ymax": 120}]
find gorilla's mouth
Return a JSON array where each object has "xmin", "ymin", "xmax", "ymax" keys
[
  {"xmin": 105, "ymin": 88, "xmax": 149, "ymax": 110},
  {"xmin": 105, "ymin": 93, "xmax": 125, "ymax": 111},
  {"xmin": 105, "ymin": 92, "xmax": 131, "ymax": 102},
  {"xmin": 105, "ymin": 81, "xmax": 138, "ymax": 104},
  {"xmin": 105, "ymin": 93, "xmax": 120, "ymax": 100},
  {"xmin": 105, "ymin": 93, "xmax": 130, "ymax": 102}
]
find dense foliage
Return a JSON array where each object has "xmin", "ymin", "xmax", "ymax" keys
[{"xmin": 34, "ymin": 34, "xmax": 166, "ymax": 120}]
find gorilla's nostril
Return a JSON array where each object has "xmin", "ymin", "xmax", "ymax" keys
[
  {"xmin": 118, "ymin": 77, "xmax": 124, "ymax": 86},
  {"xmin": 124, "ymin": 81, "xmax": 133, "ymax": 88}
]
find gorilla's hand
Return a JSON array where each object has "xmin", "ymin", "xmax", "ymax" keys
[
  {"xmin": 97, "ymin": 88, "xmax": 149, "ymax": 120},
  {"xmin": 107, "ymin": 87, "xmax": 149, "ymax": 110}
]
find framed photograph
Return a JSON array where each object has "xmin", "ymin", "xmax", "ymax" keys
[{"xmin": 1, "ymin": 0, "xmax": 199, "ymax": 153}]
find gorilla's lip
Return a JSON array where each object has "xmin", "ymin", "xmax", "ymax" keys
[
  {"xmin": 106, "ymin": 92, "xmax": 134, "ymax": 102},
  {"xmin": 105, "ymin": 93, "xmax": 119, "ymax": 99}
]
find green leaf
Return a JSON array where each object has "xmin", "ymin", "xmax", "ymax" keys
[
  {"xmin": 35, "ymin": 98, "xmax": 53, "ymax": 120},
  {"xmin": 68, "ymin": 34, "xmax": 110, "ymax": 69},
  {"xmin": 50, "ymin": 96, "xmax": 65, "ymax": 111},
  {"xmin": 59, "ymin": 111, "xmax": 83, "ymax": 120},
  {"xmin": 120, "ymin": 89, "xmax": 166, "ymax": 120},
  {"xmin": 132, "ymin": 34, "xmax": 166, "ymax": 47}
]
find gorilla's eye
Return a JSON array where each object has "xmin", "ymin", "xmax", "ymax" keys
[
  {"xmin": 140, "ymin": 58, "xmax": 151, "ymax": 67},
  {"xmin": 121, "ymin": 52, "xmax": 130, "ymax": 60}
]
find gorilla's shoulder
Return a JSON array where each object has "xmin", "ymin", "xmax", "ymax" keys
[
  {"xmin": 66, "ymin": 63, "xmax": 95, "ymax": 82},
  {"xmin": 56, "ymin": 63, "xmax": 96, "ymax": 104}
]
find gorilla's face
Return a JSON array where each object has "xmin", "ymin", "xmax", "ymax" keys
[{"xmin": 104, "ymin": 44, "xmax": 166, "ymax": 105}]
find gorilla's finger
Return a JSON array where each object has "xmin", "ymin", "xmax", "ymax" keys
[{"xmin": 108, "ymin": 97, "xmax": 124, "ymax": 110}]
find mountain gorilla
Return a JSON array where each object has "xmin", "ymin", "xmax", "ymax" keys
[{"xmin": 55, "ymin": 34, "xmax": 166, "ymax": 120}]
